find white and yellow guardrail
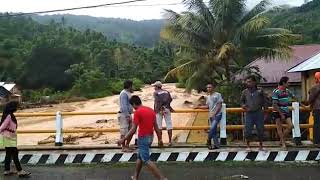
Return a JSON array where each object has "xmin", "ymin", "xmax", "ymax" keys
[{"xmin": 13, "ymin": 103, "xmax": 313, "ymax": 146}]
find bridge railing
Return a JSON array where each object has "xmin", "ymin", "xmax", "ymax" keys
[{"xmin": 14, "ymin": 102, "xmax": 313, "ymax": 146}]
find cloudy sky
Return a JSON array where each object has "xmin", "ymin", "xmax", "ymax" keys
[{"xmin": 0, "ymin": 0, "xmax": 306, "ymax": 20}]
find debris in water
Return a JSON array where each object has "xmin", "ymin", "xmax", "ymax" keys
[
  {"xmin": 231, "ymin": 175, "xmax": 249, "ymax": 179},
  {"xmin": 96, "ymin": 119, "xmax": 110, "ymax": 123}
]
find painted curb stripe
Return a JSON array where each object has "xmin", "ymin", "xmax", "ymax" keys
[
  {"xmin": 255, "ymin": 151, "xmax": 270, "ymax": 161},
  {"xmin": 0, "ymin": 150, "xmax": 318, "ymax": 164},
  {"xmin": 233, "ymin": 151, "xmax": 248, "ymax": 161}
]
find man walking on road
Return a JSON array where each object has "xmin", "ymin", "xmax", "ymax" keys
[
  {"xmin": 196, "ymin": 83, "xmax": 223, "ymax": 149},
  {"xmin": 241, "ymin": 75, "xmax": 268, "ymax": 151},
  {"xmin": 118, "ymin": 95, "xmax": 167, "ymax": 180},
  {"xmin": 118, "ymin": 80, "xmax": 134, "ymax": 152},
  {"xmin": 308, "ymin": 72, "xmax": 320, "ymax": 147},
  {"xmin": 153, "ymin": 81, "xmax": 174, "ymax": 146}
]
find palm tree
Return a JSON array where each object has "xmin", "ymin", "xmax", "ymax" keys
[{"xmin": 161, "ymin": 0, "xmax": 299, "ymax": 90}]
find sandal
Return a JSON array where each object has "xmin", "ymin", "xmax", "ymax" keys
[
  {"xmin": 128, "ymin": 146, "xmax": 136, "ymax": 150},
  {"xmin": 281, "ymin": 144, "xmax": 288, "ymax": 150},
  {"xmin": 212, "ymin": 145, "xmax": 219, "ymax": 150},
  {"xmin": 158, "ymin": 141, "xmax": 164, "ymax": 148},
  {"xmin": 259, "ymin": 147, "xmax": 267, "ymax": 151},
  {"xmin": 4, "ymin": 171, "xmax": 17, "ymax": 176},
  {"xmin": 18, "ymin": 170, "xmax": 31, "ymax": 178},
  {"xmin": 122, "ymin": 148, "xmax": 133, "ymax": 153}
]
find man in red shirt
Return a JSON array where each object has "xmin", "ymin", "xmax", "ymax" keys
[{"xmin": 118, "ymin": 95, "xmax": 167, "ymax": 180}]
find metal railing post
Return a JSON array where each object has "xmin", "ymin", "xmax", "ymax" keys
[
  {"xmin": 220, "ymin": 103, "xmax": 227, "ymax": 145},
  {"xmin": 55, "ymin": 111, "xmax": 63, "ymax": 146},
  {"xmin": 292, "ymin": 102, "xmax": 302, "ymax": 145}
]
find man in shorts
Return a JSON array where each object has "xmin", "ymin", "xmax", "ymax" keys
[
  {"xmin": 118, "ymin": 95, "xmax": 167, "ymax": 180},
  {"xmin": 272, "ymin": 76, "xmax": 295, "ymax": 149},
  {"xmin": 196, "ymin": 83, "xmax": 223, "ymax": 149},
  {"xmin": 118, "ymin": 80, "xmax": 134, "ymax": 152},
  {"xmin": 153, "ymin": 81, "xmax": 174, "ymax": 146}
]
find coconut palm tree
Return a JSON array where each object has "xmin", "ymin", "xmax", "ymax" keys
[{"xmin": 161, "ymin": 0, "xmax": 299, "ymax": 90}]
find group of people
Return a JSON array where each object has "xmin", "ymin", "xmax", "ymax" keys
[
  {"xmin": 1, "ymin": 74, "xmax": 320, "ymax": 179},
  {"xmin": 115, "ymin": 73, "xmax": 320, "ymax": 179},
  {"xmin": 117, "ymin": 80, "xmax": 174, "ymax": 153},
  {"xmin": 195, "ymin": 74, "xmax": 320, "ymax": 151},
  {"xmin": 117, "ymin": 80, "xmax": 171, "ymax": 180},
  {"xmin": 240, "ymin": 74, "xmax": 320, "ymax": 150},
  {"xmin": 240, "ymin": 75, "xmax": 298, "ymax": 150}
]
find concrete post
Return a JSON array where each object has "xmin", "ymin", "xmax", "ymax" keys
[
  {"xmin": 55, "ymin": 111, "xmax": 63, "ymax": 146},
  {"xmin": 220, "ymin": 103, "xmax": 227, "ymax": 145},
  {"xmin": 292, "ymin": 102, "xmax": 302, "ymax": 145}
]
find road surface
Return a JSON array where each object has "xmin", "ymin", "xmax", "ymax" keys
[{"xmin": 1, "ymin": 162, "xmax": 319, "ymax": 180}]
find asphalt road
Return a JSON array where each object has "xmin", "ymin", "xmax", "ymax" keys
[{"xmin": 1, "ymin": 162, "xmax": 320, "ymax": 180}]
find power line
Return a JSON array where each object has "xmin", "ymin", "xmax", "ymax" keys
[
  {"xmin": 109, "ymin": 3, "xmax": 181, "ymax": 7},
  {"xmin": 0, "ymin": 0, "xmax": 150, "ymax": 17}
]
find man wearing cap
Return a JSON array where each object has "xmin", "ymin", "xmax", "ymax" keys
[
  {"xmin": 152, "ymin": 81, "xmax": 174, "ymax": 146},
  {"xmin": 308, "ymin": 72, "xmax": 320, "ymax": 146}
]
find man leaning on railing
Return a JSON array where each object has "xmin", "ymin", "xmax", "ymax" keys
[
  {"xmin": 195, "ymin": 83, "xmax": 223, "ymax": 150},
  {"xmin": 308, "ymin": 72, "xmax": 320, "ymax": 147}
]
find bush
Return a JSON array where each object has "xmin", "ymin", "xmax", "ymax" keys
[
  {"xmin": 109, "ymin": 79, "xmax": 123, "ymax": 94},
  {"xmin": 176, "ymin": 78, "xmax": 186, "ymax": 88},
  {"xmin": 50, "ymin": 91, "xmax": 71, "ymax": 102},
  {"xmin": 70, "ymin": 69, "xmax": 110, "ymax": 98},
  {"xmin": 21, "ymin": 74, "xmax": 145, "ymax": 103},
  {"xmin": 132, "ymin": 78, "xmax": 143, "ymax": 91},
  {"xmin": 109, "ymin": 78, "xmax": 144, "ymax": 94},
  {"xmin": 22, "ymin": 89, "xmax": 55, "ymax": 103}
]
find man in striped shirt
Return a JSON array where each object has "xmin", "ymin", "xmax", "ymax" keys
[{"xmin": 272, "ymin": 77, "xmax": 295, "ymax": 149}]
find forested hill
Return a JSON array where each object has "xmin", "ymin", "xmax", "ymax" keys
[
  {"xmin": 30, "ymin": 0, "xmax": 320, "ymax": 47},
  {"xmin": 0, "ymin": 15, "xmax": 174, "ymax": 101},
  {"xmin": 268, "ymin": 0, "xmax": 320, "ymax": 44},
  {"xmin": 31, "ymin": 14, "xmax": 165, "ymax": 47}
]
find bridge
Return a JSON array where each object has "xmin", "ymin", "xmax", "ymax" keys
[{"xmin": 1, "ymin": 103, "xmax": 320, "ymax": 179}]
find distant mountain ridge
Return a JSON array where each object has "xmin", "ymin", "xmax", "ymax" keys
[
  {"xmin": 32, "ymin": 14, "xmax": 166, "ymax": 47},
  {"xmin": 268, "ymin": 0, "xmax": 320, "ymax": 44},
  {"xmin": 31, "ymin": 0, "xmax": 320, "ymax": 47}
]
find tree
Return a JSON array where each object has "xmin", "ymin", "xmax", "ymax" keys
[
  {"xmin": 0, "ymin": 14, "xmax": 174, "ymax": 99},
  {"xmin": 268, "ymin": 0, "xmax": 320, "ymax": 44},
  {"xmin": 18, "ymin": 46, "xmax": 84, "ymax": 90},
  {"xmin": 70, "ymin": 69, "xmax": 109, "ymax": 98},
  {"xmin": 161, "ymin": 0, "xmax": 299, "ymax": 90}
]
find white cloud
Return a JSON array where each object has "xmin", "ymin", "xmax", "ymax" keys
[
  {"xmin": 0, "ymin": 0, "xmax": 305, "ymax": 20},
  {"xmin": 246, "ymin": 0, "xmax": 305, "ymax": 9}
]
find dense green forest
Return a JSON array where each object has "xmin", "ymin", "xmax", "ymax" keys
[
  {"xmin": 1, "ymin": 0, "xmax": 320, "ymax": 103},
  {"xmin": 32, "ymin": 14, "xmax": 165, "ymax": 47},
  {"xmin": 268, "ymin": 0, "xmax": 320, "ymax": 44},
  {"xmin": 0, "ymin": 15, "xmax": 174, "ymax": 101}
]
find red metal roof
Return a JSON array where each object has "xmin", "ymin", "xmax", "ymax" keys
[{"xmin": 246, "ymin": 44, "xmax": 320, "ymax": 83}]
